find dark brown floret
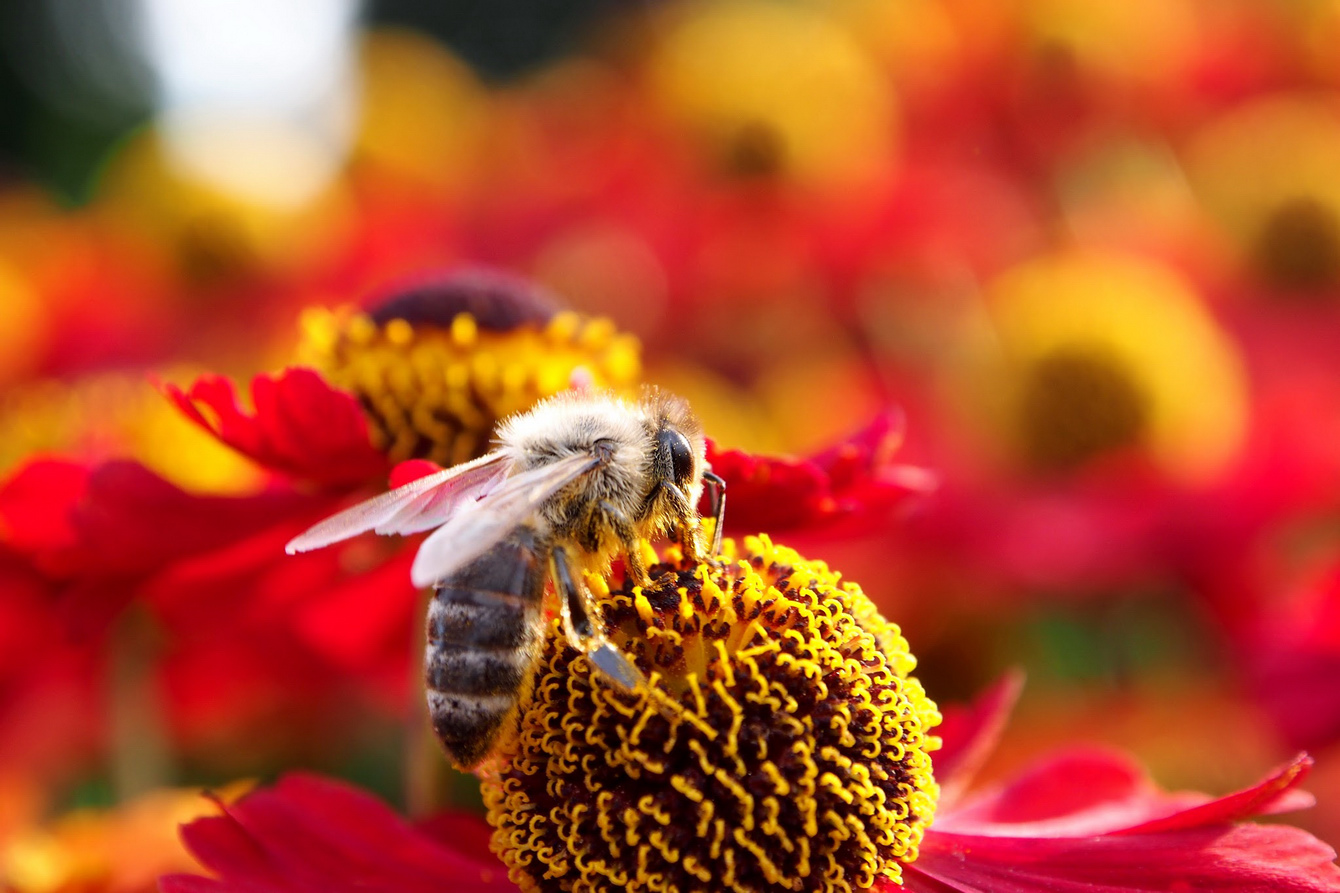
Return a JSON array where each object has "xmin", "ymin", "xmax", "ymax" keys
[{"xmin": 368, "ymin": 267, "xmax": 559, "ymax": 330}]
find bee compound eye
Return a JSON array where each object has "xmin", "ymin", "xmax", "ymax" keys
[{"xmin": 666, "ymin": 429, "xmax": 695, "ymax": 484}]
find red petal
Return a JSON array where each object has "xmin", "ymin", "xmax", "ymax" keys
[
  {"xmin": 905, "ymin": 824, "xmax": 1340, "ymax": 892},
  {"xmin": 0, "ymin": 459, "xmax": 90, "ymax": 562},
  {"xmin": 168, "ymin": 773, "xmax": 512, "ymax": 893},
  {"xmin": 706, "ymin": 411, "xmax": 935, "ymax": 533},
  {"xmin": 936, "ymin": 748, "xmax": 1208, "ymax": 838},
  {"xmin": 162, "ymin": 369, "xmax": 388, "ymax": 487},
  {"xmin": 934, "ymin": 670, "xmax": 1024, "ymax": 810},
  {"xmin": 1120, "ymin": 754, "xmax": 1316, "ymax": 834},
  {"xmin": 390, "ymin": 460, "xmax": 445, "ymax": 489},
  {"xmin": 2, "ymin": 460, "xmax": 321, "ymax": 579}
]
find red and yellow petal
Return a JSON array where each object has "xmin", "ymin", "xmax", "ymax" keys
[{"xmin": 162, "ymin": 369, "xmax": 388, "ymax": 488}]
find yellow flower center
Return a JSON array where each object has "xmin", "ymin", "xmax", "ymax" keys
[
  {"xmin": 295, "ymin": 278, "xmax": 641, "ymax": 466},
  {"xmin": 970, "ymin": 252, "xmax": 1247, "ymax": 483},
  {"xmin": 484, "ymin": 535, "xmax": 940, "ymax": 892},
  {"xmin": 1017, "ymin": 346, "xmax": 1148, "ymax": 471},
  {"xmin": 1253, "ymin": 196, "xmax": 1340, "ymax": 292}
]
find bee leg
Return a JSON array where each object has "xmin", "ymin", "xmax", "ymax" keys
[
  {"xmin": 597, "ymin": 500, "xmax": 648, "ymax": 587},
  {"xmin": 701, "ymin": 470, "xmax": 726, "ymax": 556},
  {"xmin": 658, "ymin": 481, "xmax": 703, "ymax": 564},
  {"xmin": 550, "ymin": 544, "xmax": 647, "ymax": 693}
]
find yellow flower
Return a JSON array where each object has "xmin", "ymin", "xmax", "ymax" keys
[
  {"xmin": 648, "ymin": 0, "xmax": 896, "ymax": 189},
  {"xmin": 485, "ymin": 536, "xmax": 940, "ymax": 892},
  {"xmin": 1186, "ymin": 95, "xmax": 1340, "ymax": 292},
  {"xmin": 955, "ymin": 251, "xmax": 1248, "ymax": 483},
  {"xmin": 353, "ymin": 29, "xmax": 491, "ymax": 196},
  {"xmin": 294, "ymin": 284, "xmax": 641, "ymax": 467}
]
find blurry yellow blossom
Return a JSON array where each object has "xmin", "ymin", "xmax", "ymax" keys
[{"xmin": 649, "ymin": 0, "xmax": 897, "ymax": 189}]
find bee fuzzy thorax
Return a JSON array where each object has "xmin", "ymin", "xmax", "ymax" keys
[{"xmin": 496, "ymin": 389, "xmax": 707, "ymax": 559}]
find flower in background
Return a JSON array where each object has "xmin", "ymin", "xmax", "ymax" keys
[
  {"xmin": 647, "ymin": 0, "xmax": 897, "ymax": 191},
  {"xmin": 1186, "ymin": 95, "xmax": 1340, "ymax": 299},
  {"xmin": 1, "ymin": 782, "xmax": 249, "ymax": 893},
  {"xmin": 913, "ymin": 249, "xmax": 1249, "ymax": 592}
]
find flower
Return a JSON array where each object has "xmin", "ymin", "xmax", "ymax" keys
[
  {"xmin": 705, "ymin": 412, "xmax": 936, "ymax": 536},
  {"xmin": 160, "ymin": 687, "xmax": 1340, "ymax": 892},
  {"xmin": 647, "ymin": 0, "xmax": 896, "ymax": 189},
  {"xmin": 167, "ymin": 268, "xmax": 640, "ymax": 478},
  {"xmin": 1, "ymin": 782, "xmax": 248, "ymax": 893},
  {"xmin": 1186, "ymin": 95, "xmax": 1340, "ymax": 297},
  {"xmin": 484, "ymin": 535, "xmax": 940, "ymax": 891},
  {"xmin": 909, "ymin": 249, "xmax": 1253, "ymax": 592},
  {"xmin": 164, "ymin": 549, "xmax": 1340, "ymax": 893}
]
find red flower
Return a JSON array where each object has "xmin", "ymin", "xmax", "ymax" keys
[
  {"xmin": 163, "ymin": 675, "xmax": 1340, "ymax": 893},
  {"xmin": 1229, "ymin": 555, "xmax": 1340, "ymax": 754},
  {"xmin": 160, "ymin": 775, "xmax": 513, "ymax": 893},
  {"xmin": 161, "ymin": 368, "xmax": 389, "ymax": 488},
  {"xmin": 706, "ymin": 410, "xmax": 937, "ymax": 535},
  {"xmin": 900, "ymin": 675, "xmax": 1340, "ymax": 892}
]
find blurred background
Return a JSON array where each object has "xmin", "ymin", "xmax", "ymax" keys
[{"xmin": 4, "ymin": 0, "xmax": 1340, "ymax": 886}]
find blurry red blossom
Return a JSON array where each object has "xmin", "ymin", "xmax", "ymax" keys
[
  {"xmin": 163, "ymin": 676, "xmax": 1340, "ymax": 893},
  {"xmin": 706, "ymin": 411, "xmax": 936, "ymax": 534},
  {"xmin": 0, "ymin": 458, "xmax": 317, "ymax": 582},
  {"xmin": 161, "ymin": 369, "xmax": 388, "ymax": 488},
  {"xmin": 1236, "ymin": 556, "xmax": 1340, "ymax": 754}
]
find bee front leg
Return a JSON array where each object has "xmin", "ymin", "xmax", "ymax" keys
[
  {"xmin": 701, "ymin": 470, "xmax": 726, "ymax": 556},
  {"xmin": 550, "ymin": 544, "xmax": 646, "ymax": 694},
  {"xmin": 657, "ymin": 481, "xmax": 703, "ymax": 564}
]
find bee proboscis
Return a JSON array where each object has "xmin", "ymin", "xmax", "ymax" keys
[{"xmin": 286, "ymin": 387, "xmax": 725, "ymax": 770}]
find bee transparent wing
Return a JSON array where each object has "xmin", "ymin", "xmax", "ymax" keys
[
  {"xmin": 410, "ymin": 451, "xmax": 601, "ymax": 588},
  {"xmin": 284, "ymin": 451, "xmax": 513, "ymax": 554}
]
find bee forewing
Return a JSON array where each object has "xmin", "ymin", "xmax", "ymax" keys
[
  {"xmin": 284, "ymin": 451, "xmax": 512, "ymax": 554},
  {"xmin": 409, "ymin": 451, "xmax": 600, "ymax": 588}
]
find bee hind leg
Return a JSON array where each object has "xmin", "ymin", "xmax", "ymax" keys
[{"xmin": 550, "ymin": 544, "xmax": 646, "ymax": 693}]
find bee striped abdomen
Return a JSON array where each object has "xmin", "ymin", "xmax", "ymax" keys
[{"xmin": 426, "ymin": 528, "xmax": 546, "ymax": 769}]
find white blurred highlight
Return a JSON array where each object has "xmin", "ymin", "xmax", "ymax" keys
[{"xmin": 134, "ymin": 0, "xmax": 361, "ymax": 209}]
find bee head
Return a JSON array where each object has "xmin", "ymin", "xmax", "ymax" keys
[{"xmin": 641, "ymin": 387, "xmax": 706, "ymax": 501}]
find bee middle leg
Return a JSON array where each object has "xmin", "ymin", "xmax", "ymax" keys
[
  {"xmin": 596, "ymin": 500, "xmax": 648, "ymax": 586},
  {"xmin": 550, "ymin": 544, "xmax": 646, "ymax": 693}
]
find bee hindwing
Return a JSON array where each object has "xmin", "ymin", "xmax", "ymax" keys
[
  {"xmin": 410, "ymin": 451, "xmax": 600, "ymax": 588},
  {"xmin": 284, "ymin": 451, "xmax": 512, "ymax": 554}
]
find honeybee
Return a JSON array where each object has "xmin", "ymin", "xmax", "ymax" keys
[{"xmin": 286, "ymin": 387, "xmax": 725, "ymax": 770}]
